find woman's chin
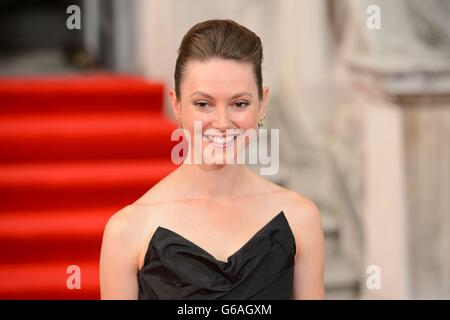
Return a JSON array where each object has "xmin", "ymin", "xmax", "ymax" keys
[
  {"xmin": 199, "ymin": 141, "xmax": 235, "ymax": 163},
  {"xmin": 185, "ymin": 141, "xmax": 247, "ymax": 165},
  {"xmin": 203, "ymin": 153, "xmax": 238, "ymax": 165}
]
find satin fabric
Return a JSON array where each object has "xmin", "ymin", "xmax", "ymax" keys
[{"xmin": 137, "ymin": 211, "xmax": 296, "ymax": 300}]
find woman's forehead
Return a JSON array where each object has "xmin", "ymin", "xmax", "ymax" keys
[{"xmin": 181, "ymin": 59, "xmax": 257, "ymax": 96}]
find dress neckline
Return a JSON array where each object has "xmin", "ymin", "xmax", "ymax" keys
[{"xmin": 141, "ymin": 211, "xmax": 288, "ymax": 268}]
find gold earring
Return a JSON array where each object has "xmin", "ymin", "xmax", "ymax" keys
[
  {"xmin": 258, "ymin": 113, "xmax": 266, "ymax": 128},
  {"xmin": 176, "ymin": 114, "xmax": 181, "ymax": 127}
]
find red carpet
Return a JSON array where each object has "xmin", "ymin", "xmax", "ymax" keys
[{"xmin": 0, "ymin": 74, "xmax": 178, "ymax": 299}]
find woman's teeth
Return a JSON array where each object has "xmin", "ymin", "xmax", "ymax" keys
[{"xmin": 203, "ymin": 135, "xmax": 237, "ymax": 146}]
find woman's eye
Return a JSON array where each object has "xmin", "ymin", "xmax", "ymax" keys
[
  {"xmin": 234, "ymin": 101, "xmax": 249, "ymax": 108},
  {"xmin": 194, "ymin": 102, "xmax": 209, "ymax": 109}
]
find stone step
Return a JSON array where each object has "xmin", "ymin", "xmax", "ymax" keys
[
  {"xmin": 321, "ymin": 211, "xmax": 340, "ymax": 256},
  {"xmin": 325, "ymin": 253, "xmax": 360, "ymax": 299}
]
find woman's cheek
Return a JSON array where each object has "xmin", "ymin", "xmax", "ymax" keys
[{"xmin": 238, "ymin": 116, "xmax": 261, "ymax": 131}]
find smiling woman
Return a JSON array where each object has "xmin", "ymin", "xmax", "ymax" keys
[
  {"xmin": 174, "ymin": 58, "xmax": 263, "ymax": 165},
  {"xmin": 99, "ymin": 19, "xmax": 324, "ymax": 300}
]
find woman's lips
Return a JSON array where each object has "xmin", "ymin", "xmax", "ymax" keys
[{"xmin": 203, "ymin": 135, "xmax": 238, "ymax": 148}]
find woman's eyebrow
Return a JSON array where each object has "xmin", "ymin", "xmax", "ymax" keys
[
  {"xmin": 231, "ymin": 91, "xmax": 253, "ymax": 99},
  {"xmin": 190, "ymin": 91, "xmax": 214, "ymax": 99},
  {"xmin": 190, "ymin": 91, "xmax": 253, "ymax": 99}
]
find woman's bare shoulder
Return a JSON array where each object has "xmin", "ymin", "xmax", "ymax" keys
[
  {"xmin": 245, "ymin": 167, "xmax": 291, "ymax": 195},
  {"xmin": 103, "ymin": 204, "xmax": 143, "ymax": 240},
  {"xmin": 281, "ymin": 191, "xmax": 323, "ymax": 259},
  {"xmin": 254, "ymin": 181, "xmax": 321, "ymax": 224},
  {"xmin": 104, "ymin": 178, "xmax": 175, "ymax": 237},
  {"xmin": 246, "ymin": 171, "xmax": 320, "ymax": 223},
  {"xmin": 113, "ymin": 169, "xmax": 187, "ymax": 231},
  {"xmin": 102, "ymin": 202, "xmax": 162, "ymax": 265},
  {"xmin": 101, "ymin": 205, "xmax": 144, "ymax": 271},
  {"xmin": 130, "ymin": 166, "xmax": 183, "ymax": 206}
]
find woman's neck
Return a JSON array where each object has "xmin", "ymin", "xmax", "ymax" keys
[{"xmin": 176, "ymin": 163, "xmax": 250, "ymax": 201}]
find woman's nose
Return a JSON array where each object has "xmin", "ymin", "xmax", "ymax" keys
[{"xmin": 212, "ymin": 107, "xmax": 232, "ymax": 130}]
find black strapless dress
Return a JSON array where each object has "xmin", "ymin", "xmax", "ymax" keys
[{"xmin": 137, "ymin": 211, "xmax": 296, "ymax": 300}]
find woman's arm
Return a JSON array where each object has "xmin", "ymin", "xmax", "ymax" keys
[
  {"xmin": 99, "ymin": 207, "xmax": 140, "ymax": 299},
  {"xmin": 291, "ymin": 195, "xmax": 325, "ymax": 299}
]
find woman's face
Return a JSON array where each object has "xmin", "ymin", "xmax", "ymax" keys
[{"xmin": 170, "ymin": 58, "xmax": 269, "ymax": 166}]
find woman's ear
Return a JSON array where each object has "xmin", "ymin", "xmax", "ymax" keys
[
  {"xmin": 169, "ymin": 89, "xmax": 181, "ymax": 118},
  {"xmin": 258, "ymin": 86, "xmax": 270, "ymax": 118}
]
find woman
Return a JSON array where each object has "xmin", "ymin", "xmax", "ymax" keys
[{"xmin": 100, "ymin": 19, "xmax": 324, "ymax": 300}]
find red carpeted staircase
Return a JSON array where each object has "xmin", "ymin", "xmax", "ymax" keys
[{"xmin": 0, "ymin": 74, "xmax": 179, "ymax": 299}]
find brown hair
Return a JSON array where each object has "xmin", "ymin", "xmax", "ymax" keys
[{"xmin": 174, "ymin": 19, "xmax": 264, "ymax": 101}]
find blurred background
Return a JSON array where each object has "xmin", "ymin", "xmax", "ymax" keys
[{"xmin": 0, "ymin": 0, "xmax": 449, "ymax": 300}]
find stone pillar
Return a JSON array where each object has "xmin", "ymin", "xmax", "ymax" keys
[
  {"xmin": 336, "ymin": 0, "xmax": 450, "ymax": 299},
  {"xmin": 402, "ymin": 94, "xmax": 450, "ymax": 299}
]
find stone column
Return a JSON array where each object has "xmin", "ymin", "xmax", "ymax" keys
[{"xmin": 337, "ymin": 0, "xmax": 450, "ymax": 299}]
